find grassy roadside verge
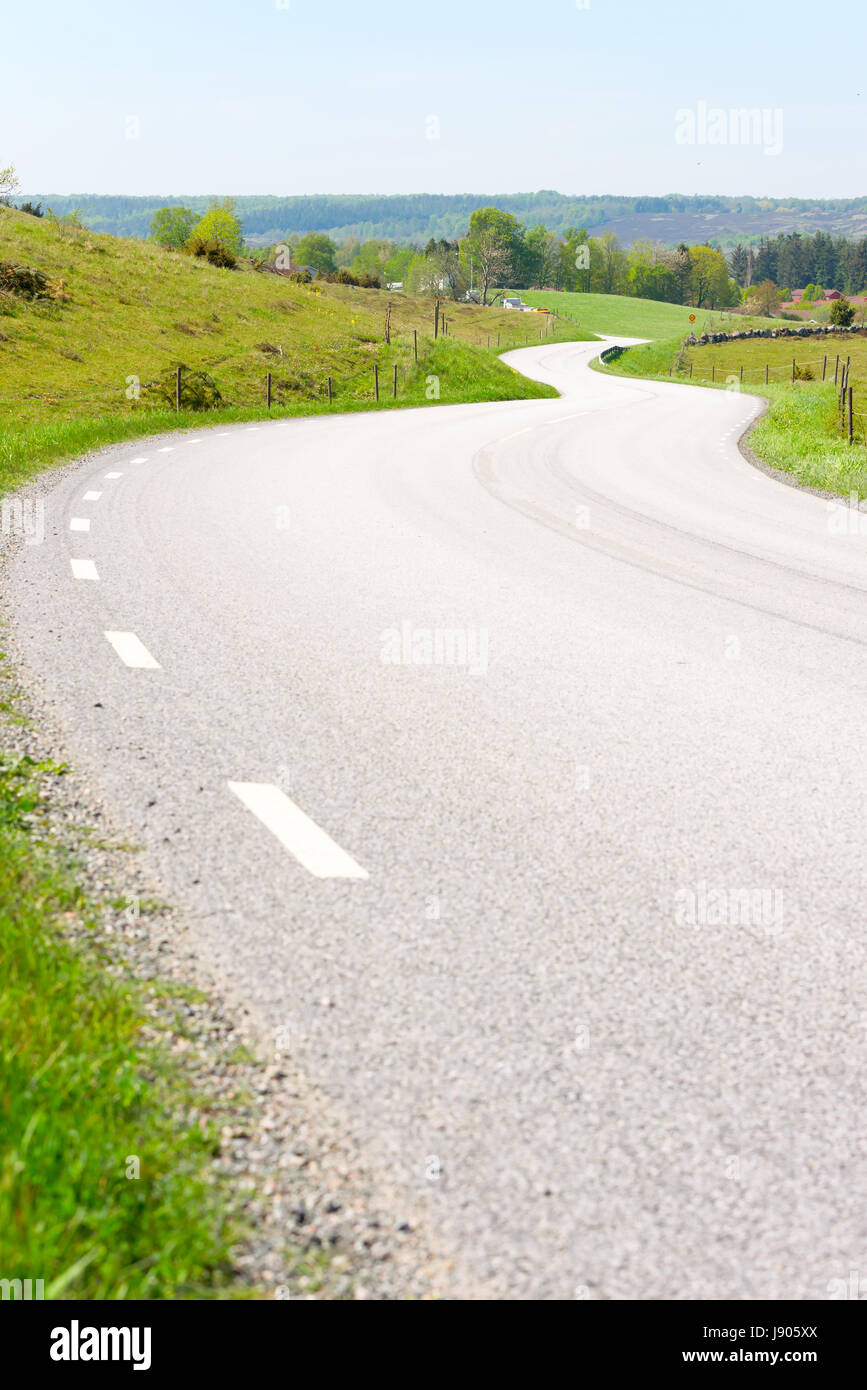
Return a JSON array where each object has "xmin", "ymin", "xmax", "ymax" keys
[
  {"xmin": 593, "ymin": 334, "xmax": 867, "ymax": 497},
  {"xmin": 0, "ymin": 336, "xmax": 571, "ymax": 494},
  {"xmin": 0, "ymin": 679, "xmax": 253, "ymax": 1298}
]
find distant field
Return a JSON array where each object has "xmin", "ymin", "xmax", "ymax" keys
[{"xmin": 519, "ymin": 291, "xmax": 776, "ymax": 341}]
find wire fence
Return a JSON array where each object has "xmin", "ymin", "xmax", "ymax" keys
[
  {"xmin": 0, "ymin": 313, "xmax": 564, "ymax": 412},
  {"xmin": 672, "ymin": 349, "xmax": 866, "ymax": 445}
]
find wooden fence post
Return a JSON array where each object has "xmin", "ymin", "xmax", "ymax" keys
[
  {"xmin": 434, "ymin": 303, "xmax": 439, "ymax": 339},
  {"xmin": 740, "ymin": 365, "xmax": 744, "ymax": 383},
  {"xmin": 413, "ymin": 329, "xmax": 418, "ymax": 363},
  {"xmin": 374, "ymin": 365, "xmax": 379, "ymax": 402},
  {"xmin": 393, "ymin": 364, "xmax": 398, "ymax": 398},
  {"xmin": 765, "ymin": 364, "xmax": 769, "ymax": 384},
  {"xmin": 849, "ymin": 386, "xmax": 854, "ymax": 443},
  {"xmin": 822, "ymin": 355, "xmax": 827, "ymax": 381},
  {"xmin": 327, "ymin": 376, "xmax": 332, "ymax": 405},
  {"xmin": 834, "ymin": 355, "xmax": 839, "ymax": 385},
  {"xmin": 266, "ymin": 371, "xmax": 272, "ymax": 409},
  {"xmin": 175, "ymin": 365, "xmax": 182, "ymax": 412}
]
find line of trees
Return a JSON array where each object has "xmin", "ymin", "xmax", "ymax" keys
[
  {"xmin": 728, "ymin": 232, "xmax": 867, "ymax": 295},
  {"xmin": 398, "ymin": 213, "xmax": 740, "ymax": 308},
  {"xmin": 147, "ymin": 193, "xmax": 867, "ymax": 310}
]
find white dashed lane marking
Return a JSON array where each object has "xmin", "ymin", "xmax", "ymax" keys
[
  {"xmin": 157, "ymin": 447, "xmax": 174, "ymax": 454},
  {"xmin": 70, "ymin": 559, "xmax": 99, "ymax": 581},
  {"xmin": 104, "ymin": 632, "xmax": 162, "ymax": 670},
  {"xmin": 227, "ymin": 783, "xmax": 369, "ymax": 881},
  {"xmin": 83, "ymin": 491, "xmax": 102, "ymax": 501},
  {"xmin": 70, "ymin": 518, "xmax": 91, "ymax": 532},
  {"xmin": 104, "ymin": 472, "xmax": 122, "ymax": 479},
  {"xmin": 130, "ymin": 457, "xmax": 149, "ymax": 463}
]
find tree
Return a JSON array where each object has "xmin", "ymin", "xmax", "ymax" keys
[
  {"xmin": 523, "ymin": 224, "xmax": 559, "ymax": 288},
  {"xmin": 748, "ymin": 280, "xmax": 781, "ymax": 317},
  {"xmin": 149, "ymin": 205, "xmax": 195, "ymax": 250},
  {"xmin": 557, "ymin": 226, "xmax": 590, "ymax": 291},
  {"xmin": 406, "ymin": 239, "xmax": 466, "ymax": 299},
  {"xmin": 0, "ymin": 164, "xmax": 19, "ymax": 200},
  {"xmin": 728, "ymin": 243, "xmax": 750, "ymax": 286},
  {"xmin": 667, "ymin": 243, "xmax": 692, "ymax": 304},
  {"xmin": 595, "ymin": 233, "xmax": 629, "ymax": 294},
  {"xmin": 630, "ymin": 262, "xmax": 679, "ymax": 302},
  {"xmin": 829, "ymin": 296, "xmax": 855, "ymax": 326},
  {"xmin": 190, "ymin": 199, "xmax": 244, "ymax": 256},
  {"xmin": 295, "ymin": 232, "xmax": 337, "ymax": 275},
  {"xmin": 463, "ymin": 207, "xmax": 521, "ymax": 305},
  {"xmin": 382, "ymin": 245, "xmax": 415, "ymax": 285},
  {"xmin": 688, "ymin": 245, "xmax": 737, "ymax": 308}
]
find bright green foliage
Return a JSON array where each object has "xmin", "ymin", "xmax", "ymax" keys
[
  {"xmin": 189, "ymin": 200, "xmax": 244, "ymax": 256},
  {"xmin": 829, "ymin": 297, "xmax": 855, "ymax": 326},
  {"xmin": 294, "ymin": 233, "xmax": 337, "ymax": 275},
  {"xmin": 149, "ymin": 205, "xmax": 195, "ymax": 250}
]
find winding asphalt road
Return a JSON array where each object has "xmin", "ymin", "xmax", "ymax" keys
[{"xmin": 7, "ymin": 338, "xmax": 867, "ymax": 1299}]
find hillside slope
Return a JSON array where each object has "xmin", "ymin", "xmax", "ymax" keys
[{"xmin": 0, "ymin": 208, "xmax": 591, "ymax": 490}]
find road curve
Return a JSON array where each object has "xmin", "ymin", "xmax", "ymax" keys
[{"xmin": 6, "ymin": 338, "xmax": 867, "ymax": 1299}]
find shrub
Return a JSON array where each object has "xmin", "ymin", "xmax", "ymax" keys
[
  {"xmin": 288, "ymin": 270, "xmax": 312, "ymax": 284},
  {"xmin": 829, "ymin": 297, "xmax": 855, "ymax": 327},
  {"xmin": 145, "ymin": 365, "xmax": 223, "ymax": 411},
  {"xmin": 793, "ymin": 364, "xmax": 814, "ymax": 380},
  {"xmin": 186, "ymin": 236, "xmax": 237, "ymax": 269},
  {"xmin": 325, "ymin": 268, "xmax": 381, "ymax": 289},
  {"xmin": 0, "ymin": 262, "xmax": 50, "ymax": 298},
  {"xmin": 18, "ymin": 201, "xmax": 44, "ymax": 218}
]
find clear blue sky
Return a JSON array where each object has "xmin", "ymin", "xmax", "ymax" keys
[{"xmin": 5, "ymin": 0, "xmax": 865, "ymax": 198}]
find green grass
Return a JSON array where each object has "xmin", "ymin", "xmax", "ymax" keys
[
  {"xmin": 519, "ymin": 289, "xmax": 777, "ymax": 341},
  {"xmin": 597, "ymin": 331, "xmax": 867, "ymax": 497},
  {"xmin": 0, "ymin": 716, "xmax": 253, "ymax": 1298},
  {"xmin": 0, "ymin": 206, "xmax": 593, "ymax": 491}
]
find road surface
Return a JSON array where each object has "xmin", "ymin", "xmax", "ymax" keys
[{"xmin": 7, "ymin": 338, "xmax": 867, "ymax": 1299}]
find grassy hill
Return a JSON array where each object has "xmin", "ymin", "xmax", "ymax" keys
[
  {"xmin": 519, "ymin": 290, "xmax": 778, "ymax": 341},
  {"xmin": 0, "ymin": 207, "xmax": 593, "ymax": 493}
]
